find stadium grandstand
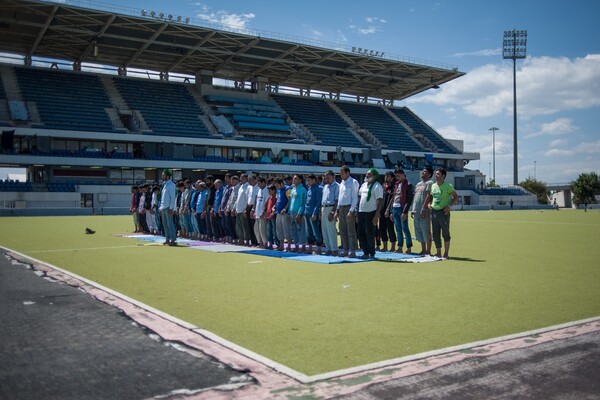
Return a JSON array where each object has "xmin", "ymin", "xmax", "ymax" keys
[{"xmin": 0, "ymin": 0, "xmax": 538, "ymax": 214}]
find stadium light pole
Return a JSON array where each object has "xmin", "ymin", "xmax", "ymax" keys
[
  {"xmin": 503, "ymin": 29, "xmax": 527, "ymax": 185},
  {"xmin": 489, "ymin": 127, "xmax": 499, "ymax": 183}
]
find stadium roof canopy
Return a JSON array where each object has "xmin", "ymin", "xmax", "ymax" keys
[{"xmin": 0, "ymin": 0, "xmax": 465, "ymax": 101}]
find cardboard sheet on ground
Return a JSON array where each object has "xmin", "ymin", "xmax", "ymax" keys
[{"xmin": 125, "ymin": 235, "xmax": 441, "ymax": 264}]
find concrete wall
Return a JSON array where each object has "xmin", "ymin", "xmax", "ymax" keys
[
  {"xmin": 78, "ymin": 185, "xmax": 132, "ymax": 209},
  {"xmin": 0, "ymin": 192, "xmax": 80, "ymax": 209}
]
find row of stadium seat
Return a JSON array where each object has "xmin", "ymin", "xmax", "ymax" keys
[
  {"xmin": 0, "ymin": 181, "xmax": 33, "ymax": 192},
  {"xmin": 272, "ymin": 95, "xmax": 365, "ymax": 148},
  {"xmin": 6, "ymin": 66, "xmax": 458, "ymax": 153},
  {"xmin": 15, "ymin": 67, "xmax": 116, "ymax": 133},
  {"xmin": 47, "ymin": 182, "xmax": 77, "ymax": 192},
  {"xmin": 335, "ymin": 101, "xmax": 423, "ymax": 152},
  {"xmin": 389, "ymin": 108, "xmax": 458, "ymax": 154},
  {"xmin": 113, "ymin": 77, "xmax": 211, "ymax": 137}
]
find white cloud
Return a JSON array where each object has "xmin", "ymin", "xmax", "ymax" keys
[
  {"xmin": 195, "ymin": 3, "xmax": 255, "ymax": 29},
  {"xmin": 349, "ymin": 16, "xmax": 386, "ymax": 35},
  {"xmin": 336, "ymin": 30, "xmax": 348, "ymax": 44},
  {"xmin": 525, "ymin": 118, "xmax": 578, "ymax": 138},
  {"xmin": 549, "ymin": 139, "xmax": 567, "ymax": 148},
  {"xmin": 544, "ymin": 139, "xmax": 600, "ymax": 158},
  {"xmin": 574, "ymin": 139, "xmax": 600, "ymax": 154},
  {"xmin": 451, "ymin": 48, "xmax": 502, "ymax": 58},
  {"xmin": 409, "ymin": 54, "xmax": 600, "ymax": 119},
  {"xmin": 365, "ymin": 17, "xmax": 387, "ymax": 24},
  {"xmin": 544, "ymin": 148, "xmax": 575, "ymax": 157},
  {"xmin": 358, "ymin": 27, "xmax": 378, "ymax": 35},
  {"xmin": 220, "ymin": 13, "xmax": 255, "ymax": 29},
  {"xmin": 436, "ymin": 124, "xmax": 512, "ymax": 160},
  {"xmin": 541, "ymin": 118, "xmax": 577, "ymax": 134}
]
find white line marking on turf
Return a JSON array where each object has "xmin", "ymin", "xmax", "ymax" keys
[
  {"xmin": 27, "ymin": 245, "xmax": 141, "ymax": 254},
  {"xmin": 303, "ymin": 315, "xmax": 600, "ymax": 383},
  {"xmin": 460, "ymin": 218, "xmax": 599, "ymax": 226}
]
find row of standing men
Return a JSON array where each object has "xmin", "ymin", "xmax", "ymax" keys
[{"xmin": 140, "ymin": 165, "xmax": 457, "ymax": 259}]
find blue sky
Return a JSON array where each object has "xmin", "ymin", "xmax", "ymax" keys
[{"xmin": 5, "ymin": 0, "xmax": 600, "ymax": 184}]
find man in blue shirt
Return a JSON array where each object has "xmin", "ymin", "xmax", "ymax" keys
[
  {"xmin": 304, "ymin": 174, "xmax": 323, "ymax": 254},
  {"xmin": 274, "ymin": 177, "xmax": 292, "ymax": 251},
  {"xmin": 289, "ymin": 174, "xmax": 307, "ymax": 253},
  {"xmin": 159, "ymin": 169, "xmax": 177, "ymax": 246},
  {"xmin": 211, "ymin": 179, "xmax": 224, "ymax": 241}
]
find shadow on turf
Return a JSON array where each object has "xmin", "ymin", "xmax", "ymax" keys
[
  {"xmin": 376, "ymin": 256, "xmax": 485, "ymax": 263},
  {"xmin": 447, "ymin": 256, "xmax": 485, "ymax": 263}
]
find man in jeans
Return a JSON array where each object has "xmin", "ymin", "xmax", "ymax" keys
[{"xmin": 389, "ymin": 168, "xmax": 414, "ymax": 254}]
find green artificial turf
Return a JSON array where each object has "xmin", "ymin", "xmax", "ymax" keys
[{"xmin": 1, "ymin": 210, "xmax": 599, "ymax": 375}]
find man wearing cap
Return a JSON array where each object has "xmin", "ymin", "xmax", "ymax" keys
[
  {"xmin": 357, "ymin": 168, "xmax": 384, "ymax": 259},
  {"xmin": 411, "ymin": 166, "xmax": 434, "ymax": 255},
  {"xmin": 159, "ymin": 169, "xmax": 178, "ymax": 246}
]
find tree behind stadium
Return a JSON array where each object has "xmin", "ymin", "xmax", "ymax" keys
[
  {"xmin": 572, "ymin": 172, "xmax": 600, "ymax": 206},
  {"xmin": 519, "ymin": 178, "xmax": 549, "ymax": 204}
]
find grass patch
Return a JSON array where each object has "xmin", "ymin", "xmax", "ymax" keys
[{"xmin": 1, "ymin": 210, "xmax": 599, "ymax": 375}]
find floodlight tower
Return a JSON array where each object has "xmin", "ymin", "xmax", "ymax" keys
[
  {"xmin": 503, "ymin": 29, "xmax": 527, "ymax": 185},
  {"xmin": 489, "ymin": 127, "xmax": 499, "ymax": 183}
]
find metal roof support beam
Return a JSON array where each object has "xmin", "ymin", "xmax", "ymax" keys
[
  {"xmin": 78, "ymin": 14, "xmax": 116, "ymax": 62},
  {"xmin": 124, "ymin": 23, "xmax": 168, "ymax": 68},
  {"xmin": 28, "ymin": 4, "xmax": 58, "ymax": 59},
  {"xmin": 167, "ymin": 31, "xmax": 216, "ymax": 73}
]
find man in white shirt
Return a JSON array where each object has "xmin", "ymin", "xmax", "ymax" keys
[
  {"xmin": 252, "ymin": 176, "xmax": 269, "ymax": 248},
  {"xmin": 334, "ymin": 165, "xmax": 359, "ymax": 257},
  {"xmin": 225, "ymin": 175, "xmax": 240, "ymax": 244},
  {"xmin": 357, "ymin": 168, "xmax": 384, "ymax": 259},
  {"xmin": 321, "ymin": 170, "xmax": 340, "ymax": 256},
  {"xmin": 235, "ymin": 174, "xmax": 250, "ymax": 245},
  {"xmin": 245, "ymin": 174, "xmax": 259, "ymax": 246}
]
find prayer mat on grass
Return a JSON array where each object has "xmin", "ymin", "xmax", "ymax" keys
[{"xmin": 126, "ymin": 235, "xmax": 440, "ymax": 264}]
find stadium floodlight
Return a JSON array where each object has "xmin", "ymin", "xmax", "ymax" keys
[
  {"xmin": 503, "ymin": 29, "xmax": 527, "ymax": 185},
  {"xmin": 489, "ymin": 127, "xmax": 499, "ymax": 183}
]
